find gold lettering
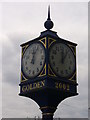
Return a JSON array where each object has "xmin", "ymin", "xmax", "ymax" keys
[
  {"xmin": 63, "ymin": 84, "xmax": 66, "ymax": 90},
  {"xmin": 37, "ymin": 82, "xmax": 40, "ymax": 88},
  {"xmin": 33, "ymin": 83, "xmax": 37, "ymax": 89},
  {"xmin": 67, "ymin": 84, "xmax": 70, "ymax": 91},
  {"xmin": 55, "ymin": 82, "xmax": 70, "ymax": 91},
  {"xmin": 27, "ymin": 85, "xmax": 30, "ymax": 91},
  {"xmin": 55, "ymin": 82, "xmax": 58, "ymax": 88},
  {"xmin": 22, "ymin": 85, "xmax": 27, "ymax": 92},
  {"xmin": 29, "ymin": 84, "xmax": 33, "ymax": 90},
  {"xmin": 59, "ymin": 83, "xmax": 62, "ymax": 89},
  {"xmin": 22, "ymin": 80, "xmax": 45, "ymax": 93},
  {"xmin": 41, "ymin": 80, "xmax": 45, "ymax": 87}
]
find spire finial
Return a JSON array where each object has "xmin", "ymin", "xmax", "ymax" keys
[
  {"xmin": 44, "ymin": 5, "xmax": 54, "ymax": 30},
  {"xmin": 48, "ymin": 5, "xmax": 50, "ymax": 20}
]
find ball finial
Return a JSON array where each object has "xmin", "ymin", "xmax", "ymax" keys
[{"xmin": 44, "ymin": 5, "xmax": 54, "ymax": 30}]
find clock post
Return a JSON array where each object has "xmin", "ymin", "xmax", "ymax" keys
[{"xmin": 19, "ymin": 6, "xmax": 78, "ymax": 120}]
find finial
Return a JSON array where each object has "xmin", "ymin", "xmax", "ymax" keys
[
  {"xmin": 44, "ymin": 5, "xmax": 54, "ymax": 30},
  {"xmin": 48, "ymin": 5, "xmax": 50, "ymax": 20}
]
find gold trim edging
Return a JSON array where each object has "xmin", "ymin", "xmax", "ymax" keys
[
  {"xmin": 48, "ymin": 37, "xmax": 56, "ymax": 48},
  {"xmin": 39, "ymin": 64, "xmax": 46, "ymax": 77},
  {"xmin": 68, "ymin": 44, "xmax": 76, "ymax": 56},
  {"xmin": 39, "ymin": 37, "xmax": 46, "ymax": 48},
  {"xmin": 48, "ymin": 64, "xmax": 56, "ymax": 77},
  {"xmin": 21, "ymin": 72, "xmax": 28, "ymax": 82},
  {"xmin": 40, "ymin": 106, "xmax": 56, "ymax": 110},
  {"xmin": 22, "ymin": 45, "xmax": 29, "ymax": 57},
  {"xmin": 42, "ymin": 113, "xmax": 54, "ymax": 116}
]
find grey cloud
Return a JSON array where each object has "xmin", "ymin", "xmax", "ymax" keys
[{"xmin": 2, "ymin": 32, "xmax": 35, "ymax": 86}]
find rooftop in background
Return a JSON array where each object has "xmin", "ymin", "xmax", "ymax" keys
[{"xmin": 1, "ymin": 118, "xmax": 89, "ymax": 120}]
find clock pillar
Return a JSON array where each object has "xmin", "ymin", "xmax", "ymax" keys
[
  {"xmin": 41, "ymin": 107, "xmax": 55, "ymax": 120},
  {"xmin": 42, "ymin": 114, "xmax": 53, "ymax": 120}
]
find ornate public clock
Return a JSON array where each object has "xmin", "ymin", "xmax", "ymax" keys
[
  {"xmin": 22, "ymin": 43, "xmax": 45, "ymax": 78},
  {"xmin": 19, "ymin": 6, "xmax": 78, "ymax": 120},
  {"xmin": 49, "ymin": 42, "xmax": 75, "ymax": 78}
]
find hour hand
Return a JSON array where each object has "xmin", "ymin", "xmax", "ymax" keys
[
  {"xmin": 31, "ymin": 55, "xmax": 35, "ymax": 64},
  {"xmin": 32, "ymin": 49, "xmax": 36, "ymax": 55},
  {"xmin": 31, "ymin": 59, "xmax": 34, "ymax": 64},
  {"xmin": 31, "ymin": 49, "xmax": 36, "ymax": 64},
  {"xmin": 63, "ymin": 50, "xmax": 69, "ymax": 62},
  {"xmin": 61, "ymin": 50, "xmax": 64, "ymax": 64}
]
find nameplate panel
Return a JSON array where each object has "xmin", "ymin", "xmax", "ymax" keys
[{"xmin": 20, "ymin": 80, "xmax": 77, "ymax": 94}]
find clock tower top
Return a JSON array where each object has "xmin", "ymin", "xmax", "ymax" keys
[{"xmin": 44, "ymin": 5, "xmax": 54, "ymax": 30}]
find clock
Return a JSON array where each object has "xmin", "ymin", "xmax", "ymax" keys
[
  {"xmin": 22, "ymin": 42, "xmax": 45, "ymax": 78},
  {"xmin": 49, "ymin": 42, "xmax": 75, "ymax": 78}
]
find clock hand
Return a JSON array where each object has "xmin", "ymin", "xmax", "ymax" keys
[
  {"xmin": 31, "ymin": 47, "xmax": 36, "ymax": 54},
  {"xmin": 31, "ymin": 48, "xmax": 37, "ymax": 64},
  {"xmin": 32, "ymin": 47, "xmax": 38, "ymax": 55},
  {"xmin": 63, "ymin": 50, "xmax": 69, "ymax": 63},
  {"xmin": 31, "ymin": 55, "xmax": 35, "ymax": 64},
  {"xmin": 31, "ymin": 46, "xmax": 39, "ymax": 64},
  {"xmin": 31, "ymin": 50, "xmax": 36, "ymax": 64},
  {"xmin": 61, "ymin": 49, "xmax": 64, "ymax": 64}
]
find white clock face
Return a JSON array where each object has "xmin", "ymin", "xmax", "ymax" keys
[
  {"xmin": 22, "ymin": 43, "xmax": 45, "ymax": 78},
  {"xmin": 49, "ymin": 43, "xmax": 75, "ymax": 78}
]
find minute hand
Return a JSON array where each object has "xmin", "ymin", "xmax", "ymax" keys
[
  {"xmin": 31, "ymin": 49, "xmax": 36, "ymax": 64},
  {"xmin": 63, "ymin": 51, "xmax": 69, "ymax": 63}
]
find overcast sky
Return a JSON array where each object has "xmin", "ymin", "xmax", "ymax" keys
[{"xmin": 0, "ymin": 1, "xmax": 89, "ymax": 119}]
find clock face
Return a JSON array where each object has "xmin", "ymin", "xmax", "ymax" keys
[
  {"xmin": 22, "ymin": 43, "xmax": 45, "ymax": 78},
  {"xmin": 49, "ymin": 42, "xmax": 75, "ymax": 78}
]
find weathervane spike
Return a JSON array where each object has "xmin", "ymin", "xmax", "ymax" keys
[
  {"xmin": 44, "ymin": 5, "xmax": 54, "ymax": 30},
  {"xmin": 48, "ymin": 5, "xmax": 50, "ymax": 20}
]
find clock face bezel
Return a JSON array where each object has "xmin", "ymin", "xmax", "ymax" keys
[
  {"xmin": 21, "ymin": 41, "xmax": 46, "ymax": 79},
  {"xmin": 49, "ymin": 41, "xmax": 76, "ymax": 79}
]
